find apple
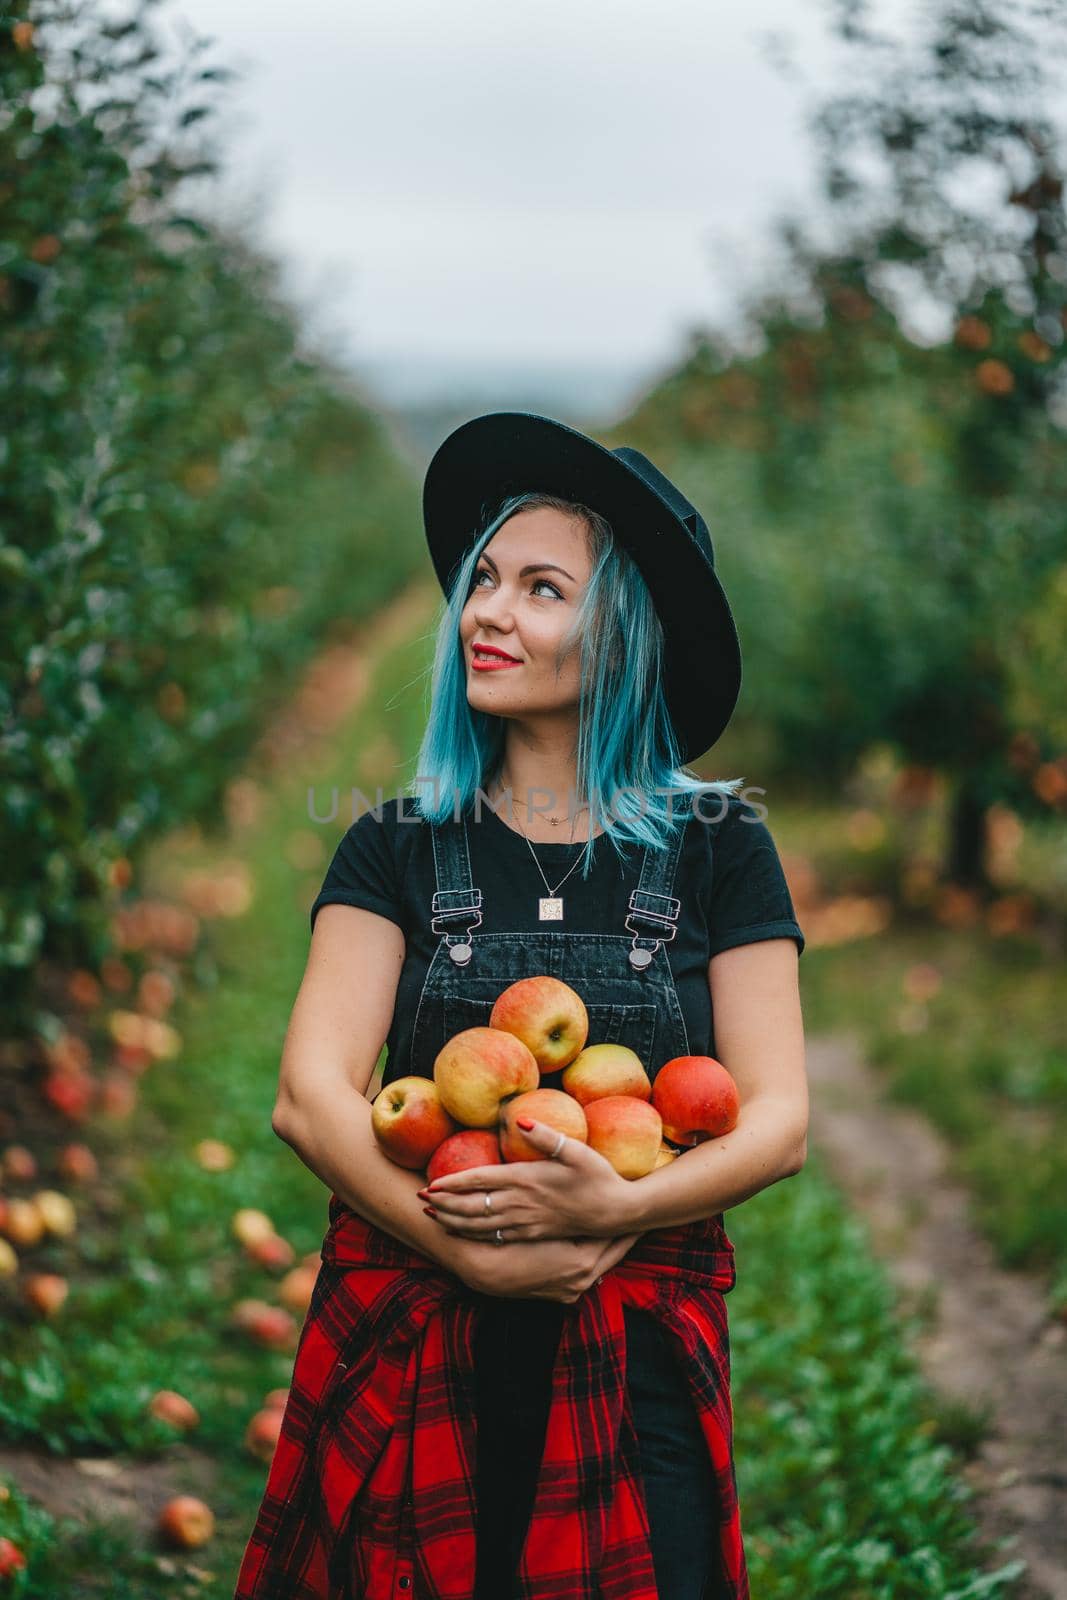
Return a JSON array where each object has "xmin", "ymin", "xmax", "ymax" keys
[
  {"xmin": 0, "ymin": 1537, "xmax": 27, "ymax": 1577},
  {"xmin": 24, "ymin": 1273, "xmax": 69, "ymax": 1316},
  {"xmin": 149, "ymin": 1390, "xmax": 200, "ymax": 1430},
  {"xmin": 653, "ymin": 1142, "xmax": 679, "ymax": 1168},
  {"xmin": 278, "ymin": 1264, "xmax": 318, "ymax": 1313},
  {"xmin": 652, "ymin": 1056, "xmax": 740, "ymax": 1145},
  {"xmin": 230, "ymin": 1299, "xmax": 298, "ymax": 1348},
  {"xmin": 232, "ymin": 1208, "xmax": 276, "ymax": 1246},
  {"xmin": 195, "ymin": 1138, "xmax": 235, "ymax": 1171},
  {"xmin": 561, "ymin": 1043, "xmax": 651, "ymax": 1106},
  {"xmin": 489, "ymin": 976, "xmax": 589, "ymax": 1071},
  {"xmin": 263, "ymin": 1387, "xmax": 290, "ymax": 1410},
  {"xmin": 245, "ymin": 1231, "xmax": 296, "ymax": 1270},
  {"xmin": 2, "ymin": 1197, "xmax": 45, "ymax": 1248},
  {"xmin": 32, "ymin": 1189, "xmax": 77, "ymax": 1237},
  {"xmin": 426, "ymin": 1129, "xmax": 502, "ymax": 1183},
  {"xmin": 583, "ymin": 1096, "xmax": 663, "ymax": 1180},
  {"xmin": 433, "ymin": 1028, "xmax": 539, "ymax": 1128},
  {"xmin": 58, "ymin": 1142, "xmax": 98, "ymax": 1182},
  {"xmin": 245, "ymin": 1407, "xmax": 284, "ymax": 1463},
  {"xmin": 0, "ymin": 1238, "xmax": 18, "ymax": 1276},
  {"xmin": 158, "ymin": 1494, "xmax": 215, "ymax": 1549},
  {"xmin": 371, "ymin": 1075, "xmax": 459, "ymax": 1169},
  {"xmin": 3, "ymin": 1144, "xmax": 37, "ymax": 1181},
  {"xmin": 99, "ymin": 1070, "xmax": 137, "ymax": 1117},
  {"xmin": 499, "ymin": 1088, "xmax": 588, "ymax": 1163},
  {"xmin": 42, "ymin": 1070, "xmax": 94, "ymax": 1120}
]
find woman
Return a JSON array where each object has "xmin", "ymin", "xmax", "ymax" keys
[{"xmin": 235, "ymin": 412, "xmax": 808, "ymax": 1600}]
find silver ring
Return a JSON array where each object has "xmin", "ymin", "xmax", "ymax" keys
[
  {"xmin": 549, "ymin": 1130, "xmax": 566, "ymax": 1159},
  {"xmin": 494, "ymin": 1227, "xmax": 504, "ymax": 1246},
  {"xmin": 483, "ymin": 1191, "xmax": 492, "ymax": 1213}
]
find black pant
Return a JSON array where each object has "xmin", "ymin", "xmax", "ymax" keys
[{"xmin": 471, "ymin": 1300, "xmax": 724, "ymax": 1600}]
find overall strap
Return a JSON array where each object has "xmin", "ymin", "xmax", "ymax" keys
[
  {"xmin": 428, "ymin": 816, "xmax": 482, "ymax": 966},
  {"xmin": 625, "ymin": 816, "xmax": 687, "ymax": 970}
]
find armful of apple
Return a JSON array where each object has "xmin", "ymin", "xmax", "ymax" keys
[{"xmin": 420, "ymin": 1115, "xmax": 639, "ymax": 1242}]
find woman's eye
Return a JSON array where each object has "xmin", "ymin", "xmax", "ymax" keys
[{"xmin": 471, "ymin": 570, "xmax": 561, "ymax": 599}]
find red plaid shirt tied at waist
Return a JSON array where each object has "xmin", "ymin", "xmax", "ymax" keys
[{"xmin": 234, "ymin": 1197, "xmax": 750, "ymax": 1600}]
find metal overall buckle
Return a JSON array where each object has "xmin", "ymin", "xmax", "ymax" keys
[
  {"xmin": 625, "ymin": 888, "xmax": 680, "ymax": 970},
  {"xmin": 431, "ymin": 888, "xmax": 483, "ymax": 966}
]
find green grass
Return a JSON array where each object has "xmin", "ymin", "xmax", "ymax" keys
[{"xmin": 0, "ymin": 588, "xmax": 1030, "ymax": 1596}]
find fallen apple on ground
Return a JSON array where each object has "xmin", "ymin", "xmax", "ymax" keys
[
  {"xmin": 232, "ymin": 1208, "xmax": 276, "ymax": 1246},
  {"xmin": 499, "ymin": 1088, "xmax": 588, "ymax": 1162},
  {"xmin": 245, "ymin": 1407, "xmax": 284, "ymax": 1463},
  {"xmin": 562, "ymin": 1043, "xmax": 651, "ymax": 1105},
  {"xmin": 23, "ymin": 1273, "xmax": 68, "ymax": 1316},
  {"xmin": 278, "ymin": 1263, "xmax": 318, "ymax": 1313},
  {"xmin": 245, "ymin": 1231, "xmax": 296, "ymax": 1270},
  {"xmin": 149, "ymin": 1390, "xmax": 200, "ymax": 1430},
  {"xmin": 371, "ymin": 1074, "xmax": 459, "ymax": 1169},
  {"xmin": 583, "ymin": 1095, "xmax": 663, "ymax": 1179},
  {"xmin": 489, "ymin": 976, "xmax": 589, "ymax": 1072},
  {"xmin": 434, "ymin": 1027, "xmax": 539, "ymax": 1127},
  {"xmin": 652, "ymin": 1056, "xmax": 740, "ymax": 1145},
  {"xmin": 157, "ymin": 1494, "xmax": 215, "ymax": 1549}
]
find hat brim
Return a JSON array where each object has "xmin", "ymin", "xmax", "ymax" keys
[{"xmin": 422, "ymin": 411, "xmax": 742, "ymax": 763}]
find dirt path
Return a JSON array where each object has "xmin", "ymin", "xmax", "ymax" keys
[{"xmin": 807, "ymin": 1029, "xmax": 1067, "ymax": 1600}]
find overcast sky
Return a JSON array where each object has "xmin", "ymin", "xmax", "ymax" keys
[{"xmin": 160, "ymin": 0, "xmax": 917, "ymax": 413}]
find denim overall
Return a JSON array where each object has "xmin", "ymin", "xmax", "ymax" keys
[{"xmin": 409, "ymin": 813, "xmax": 723, "ymax": 1600}]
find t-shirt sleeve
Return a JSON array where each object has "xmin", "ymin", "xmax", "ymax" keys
[
  {"xmin": 703, "ymin": 799, "xmax": 805, "ymax": 959},
  {"xmin": 309, "ymin": 807, "xmax": 403, "ymax": 936}
]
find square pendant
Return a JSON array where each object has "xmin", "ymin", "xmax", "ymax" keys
[{"xmin": 538, "ymin": 897, "xmax": 563, "ymax": 921}]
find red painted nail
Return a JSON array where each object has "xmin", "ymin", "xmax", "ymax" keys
[
  {"xmin": 516, "ymin": 1117, "xmax": 535, "ymax": 1130},
  {"xmin": 423, "ymin": 1207, "xmax": 437, "ymax": 1218}
]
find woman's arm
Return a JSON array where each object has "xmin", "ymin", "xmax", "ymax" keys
[{"xmin": 617, "ymin": 938, "xmax": 808, "ymax": 1233}]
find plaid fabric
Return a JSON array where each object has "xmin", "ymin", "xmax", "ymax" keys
[{"xmin": 234, "ymin": 1197, "xmax": 749, "ymax": 1600}]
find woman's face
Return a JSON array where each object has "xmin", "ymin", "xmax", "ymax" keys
[{"xmin": 459, "ymin": 506, "xmax": 592, "ymax": 721}]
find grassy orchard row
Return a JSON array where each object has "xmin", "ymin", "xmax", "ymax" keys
[
  {"xmin": 371, "ymin": 973, "xmax": 739, "ymax": 1184},
  {"xmin": 1, "ymin": 3, "xmax": 425, "ymax": 1021}
]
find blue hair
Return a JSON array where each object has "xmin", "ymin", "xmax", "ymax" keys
[{"xmin": 406, "ymin": 491, "xmax": 744, "ymax": 878}]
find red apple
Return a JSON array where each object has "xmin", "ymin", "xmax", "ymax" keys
[
  {"xmin": 489, "ymin": 976, "xmax": 589, "ymax": 1071},
  {"xmin": 24, "ymin": 1272, "xmax": 69, "ymax": 1316},
  {"xmin": 426, "ymin": 1129, "xmax": 502, "ymax": 1182},
  {"xmin": 584, "ymin": 1096, "xmax": 663, "ymax": 1179},
  {"xmin": 561, "ymin": 1043, "xmax": 651, "ymax": 1105},
  {"xmin": 263, "ymin": 1387, "xmax": 290, "ymax": 1410},
  {"xmin": 157, "ymin": 1494, "xmax": 215, "ymax": 1548},
  {"xmin": 652, "ymin": 1056, "xmax": 740, "ymax": 1145},
  {"xmin": 0, "ymin": 1537, "xmax": 27, "ymax": 1577},
  {"xmin": 3, "ymin": 1144, "xmax": 37, "ymax": 1181},
  {"xmin": 149, "ymin": 1390, "xmax": 200, "ymax": 1430},
  {"xmin": 58, "ymin": 1142, "xmax": 98, "ymax": 1182},
  {"xmin": 245, "ymin": 1406, "xmax": 284, "ymax": 1463},
  {"xmin": 371, "ymin": 1075, "xmax": 459, "ymax": 1168},
  {"xmin": 245, "ymin": 1231, "xmax": 296, "ymax": 1270},
  {"xmin": 499, "ymin": 1088, "xmax": 588, "ymax": 1163},
  {"xmin": 433, "ymin": 1028, "xmax": 539, "ymax": 1127}
]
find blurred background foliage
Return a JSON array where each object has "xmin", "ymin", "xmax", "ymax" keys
[
  {"xmin": 611, "ymin": 0, "xmax": 1067, "ymax": 892},
  {"xmin": 0, "ymin": 0, "xmax": 424, "ymax": 1020}
]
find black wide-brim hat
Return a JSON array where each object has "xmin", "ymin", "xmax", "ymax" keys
[{"xmin": 422, "ymin": 411, "xmax": 742, "ymax": 764}]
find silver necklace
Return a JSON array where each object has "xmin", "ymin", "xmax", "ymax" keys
[{"xmin": 492, "ymin": 788, "xmax": 593, "ymax": 922}]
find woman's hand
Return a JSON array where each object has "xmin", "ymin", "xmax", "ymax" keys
[
  {"xmin": 456, "ymin": 1229, "xmax": 645, "ymax": 1303},
  {"xmin": 416, "ymin": 1116, "xmax": 637, "ymax": 1241}
]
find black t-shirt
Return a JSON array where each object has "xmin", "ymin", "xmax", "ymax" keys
[{"xmin": 309, "ymin": 792, "xmax": 804, "ymax": 1085}]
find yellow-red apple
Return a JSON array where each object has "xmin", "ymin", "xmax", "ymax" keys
[
  {"xmin": 489, "ymin": 977, "xmax": 588, "ymax": 1071},
  {"xmin": 652, "ymin": 1056, "xmax": 740, "ymax": 1145},
  {"xmin": 245, "ymin": 1231, "xmax": 296, "ymax": 1270},
  {"xmin": 278, "ymin": 1264, "xmax": 318, "ymax": 1313},
  {"xmin": 149, "ymin": 1390, "xmax": 200, "ymax": 1430},
  {"xmin": 499, "ymin": 1088, "xmax": 588, "ymax": 1162},
  {"xmin": 426, "ymin": 1129, "xmax": 502, "ymax": 1182},
  {"xmin": 158, "ymin": 1494, "xmax": 215, "ymax": 1548},
  {"xmin": 653, "ymin": 1142, "xmax": 679, "ymax": 1169},
  {"xmin": 245, "ymin": 1407, "xmax": 284, "ymax": 1463},
  {"xmin": 584, "ymin": 1095, "xmax": 663, "ymax": 1179},
  {"xmin": 231, "ymin": 1207, "xmax": 275, "ymax": 1246},
  {"xmin": 433, "ymin": 1028, "xmax": 539, "ymax": 1127},
  {"xmin": 371, "ymin": 1075, "xmax": 459, "ymax": 1169},
  {"xmin": 23, "ymin": 1272, "xmax": 69, "ymax": 1316},
  {"xmin": 561, "ymin": 1043, "xmax": 651, "ymax": 1105}
]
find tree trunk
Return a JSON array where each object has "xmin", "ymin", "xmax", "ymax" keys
[{"xmin": 946, "ymin": 773, "xmax": 990, "ymax": 890}]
